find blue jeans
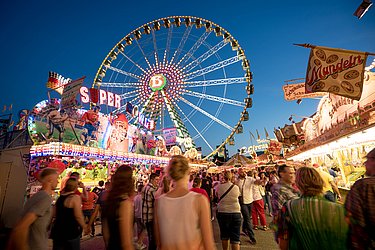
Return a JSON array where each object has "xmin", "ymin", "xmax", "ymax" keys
[
  {"xmin": 324, "ymin": 191, "xmax": 336, "ymax": 202},
  {"xmin": 240, "ymin": 203, "xmax": 255, "ymax": 238},
  {"xmin": 217, "ymin": 212, "xmax": 242, "ymax": 244}
]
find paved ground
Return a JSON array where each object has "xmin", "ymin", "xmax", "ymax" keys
[{"xmin": 54, "ymin": 212, "xmax": 278, "ymax": 250}]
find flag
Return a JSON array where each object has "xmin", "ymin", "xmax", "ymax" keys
[
  {"xmin": 304, "ymin": 45, "xmax": 368, "ymax": 100},
  {"xmin": 264, "ymin": 127, "xmax": 270, "ymax": 139},
  {"xmin": 249, "ymin": 131, "xmax": 256, "ymax": 142},
  {"xmin": 256, "ymin": 129, "xmax": 260, "ymax": 140},
  {"xmin": 46, "ymin": 71, "xmax": 72, "ymax": 95}
]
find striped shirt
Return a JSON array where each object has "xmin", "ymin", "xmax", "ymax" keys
[
  {"xmin": 142, "ymin": 183, "xmax": 157, "ymax": 223},
  {"xmin": 345, "ymin": 177, "xmax": 375, "ymax": 249},
  {"xmin": 277, "ymin": 196, "xmax": 348, "ymax": 250},
  {"xmin": 271, "ymin": 180, "xmax": 299, "ymax": 217}
]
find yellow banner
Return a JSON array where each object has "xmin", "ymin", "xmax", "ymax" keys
[{"xmin": 305, "ymin": 46, "xmax": 368, "ymax": 100}]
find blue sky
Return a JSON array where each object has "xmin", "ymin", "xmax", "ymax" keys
[{"xmin": 1, "ymin": 0, "xmax": 374, "ymax": 156}]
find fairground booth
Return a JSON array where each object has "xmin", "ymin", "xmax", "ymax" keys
[
  {"xmin": 276, "ymin": 64, "xmax": 375, "ymax": 194},
  {"xmin": 26, "ymin": 74, "xmax": 211, "ymax": 198}
]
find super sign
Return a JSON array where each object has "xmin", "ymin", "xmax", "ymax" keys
[{"xmin": 80, "ymin": 87, "xmax": 121, "ymax": 108}]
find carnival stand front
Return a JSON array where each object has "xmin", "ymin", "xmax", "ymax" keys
[{"xmin": 276, "ymin": 70, "xmax": 375, "ymax": 193}]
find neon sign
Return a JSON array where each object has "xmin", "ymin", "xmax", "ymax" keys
[{"xmin": 80, "ymin": 87, "xmax": 121, "ymax": 108}]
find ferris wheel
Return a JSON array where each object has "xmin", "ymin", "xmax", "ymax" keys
[{"xmin": 93, "ymin": 16, "xmax": 254, "ymax": 159}]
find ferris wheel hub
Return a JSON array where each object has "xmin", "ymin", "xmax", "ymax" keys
[{"xmin": 149, "ymin": 74, "xmax": 167, "ymax": 91}]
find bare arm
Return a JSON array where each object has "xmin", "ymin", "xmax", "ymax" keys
[
  {"xmin": 198, "ymin": 195, "xmax": 216, "ymax": 250},
  {"xmin": 154, "ymin": 199, "xmax": 161, "ymax": 249},
  {"xmin": 70, "ymin": 196, "xmax": 86, "ymax": 229},
  {"xmin": 79, "ymin": 182, "xmax": 88, "ymax": 200},
  {"xmin": 330, "ymin": 181, "xmax": 341, "ymax": 200},
  {"xmin": 278, "ymin": 238, "xmax": 288, "ymax": 250},
  {"xmin": 118, "ymin": 199, "xmax": 135, "ymax": 250},
  {"xmin": 87, "ymin": 204, "xmax": 99, "ymax": 234},
  {"xmin": 102, "ymin": 218, "xmax": 110, "ymax": 248},
  {"xmin": 7, "ymin": 212, "xmax": 37, "ymax": 250}
]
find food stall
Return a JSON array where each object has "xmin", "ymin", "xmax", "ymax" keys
[{"xmin": 279, "ymin": 70, "xmax": 375, "ymax": 193}]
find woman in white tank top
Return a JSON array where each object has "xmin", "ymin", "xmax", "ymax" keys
[{"xmin": 155, "ymin": 155, "xmax": 216, "ymax": 250}]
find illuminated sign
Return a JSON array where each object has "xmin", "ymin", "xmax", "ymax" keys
[
  {"xmin": 138, "ymin": 113, "xmax": 155, "ymax": 130},
  {"xmin": 149, "ymin": 74, "xmax": 166, "ymax": 91},
  {"xmin": 80, "ymin": 87, "xmax": 121, "ymax": 108}
]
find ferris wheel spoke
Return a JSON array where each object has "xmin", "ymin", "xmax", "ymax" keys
[
  {"xmin": 170, "ymin": 25, "xmax": 193, "ymax": 64},
  {"xmin": 135, "ymin": 39, "xmax": 152, "ymax": 69},
  {"xmin": 99, "ymin": 82, "xmax": 142, "ymax": 88},
  {"xmin": 184, "ymin": 77, "xmax": 247, "ymax": 88},
  {"xmin": 119, "ymin": 89, "xmax": 140, "ymax": 99},
  {"xmin": 184, "ymin": 55, "xmax": 241, "ymax": 81},
  {"xmin": 177, "ymin": 30, "xmax": 212, "ymax": 67},
  {"xmin": 183, "ymin": 40, "xmax": 228, "ymax": 73},
  {"xmin": 174, "ymin": 102, "xmax": 214, "ymax": 151},
  {"xmin": 151, "ymin": 29, "xmax": 159, "ymax": 65},
  {"xmin": 113, "ymin": 104, "xmax": 127, "ymax": 114},
  {"xmin": 118, "ymin": 51, "xmax": 147, "ymax": 74},
  {"xmin": 163, "ymin": 26, "xmax": 173, "ymax": 64},
  {"xmin": 180, "ymin": 97, "xmax": 233, "ymax": 131},
  {"xmin": 183, "ymin": 90, "xmax": 245, "ymax": 107},
  {"xmin": 107, "ymin": 66, "xmax": 141, "ymax": 80}
]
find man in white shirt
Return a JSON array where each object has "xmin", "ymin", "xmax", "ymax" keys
[{"xmin": 236, "ymin": 168, "xmax": 257, "ymax": 244}]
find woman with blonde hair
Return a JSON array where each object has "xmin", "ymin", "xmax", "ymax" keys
[
  {"xmin": 277, "ymin": 167, "xmax": 348, "ymax": 250},
  {"xmin": 216, "ymin": 170, "xmax": 242, "ymax": 250},
  {"xmin": 155, "ymin": 155, "xmax": 216, "ymax": 250}
]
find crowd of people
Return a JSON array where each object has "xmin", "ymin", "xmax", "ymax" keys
[{"xmin": 5, "ymin": 148, "xmax": 375, "ymax": 249}]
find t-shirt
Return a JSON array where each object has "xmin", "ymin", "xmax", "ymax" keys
[
  {"xmin": 318, "ymin": 169, "xmax": 334, "ymax": 193},
  {"xmin": 277, "ymin": 196, "xmax": 348, "ymax": 250},
  {"xmin": 190, "ymin": 187, "xmax": 210, "ymax": 201},
  {"xmin": 345, "ymin": 177, "xmax": 375, "ymax": 249},
  {"xmin": 201, "ymin": 177, "xmax": 212, "ymax": 198},
  {"xmin": 236, "ymin": 177, "xmax": 256, "ymax": 204},
  {"xmin": 96, "ymin": 190, "xmax": 108, "ymax": 219},
  {"xmin": 22, "ymin": 190, "xmax": 52, "ymax": 250},
  {"xmin": 82, "ymin": 191, "xmax": 98, "ymax": 210},
  {"xmin": 217, "ymin": 182, "xmax": 241, "ymax": 213},
  {"xmin": 92, "ymin": 186, "xmax": 104, "ymax": 196},
  {"xmin": 82, "ymin": 110, "xmax": 99, "ymax": 125}
]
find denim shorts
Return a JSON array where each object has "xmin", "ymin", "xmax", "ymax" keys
[{"xmin": 217, "ymin": 212, "xmax": 242, "ymax": 244}]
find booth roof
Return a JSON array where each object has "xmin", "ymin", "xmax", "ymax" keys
[{"xmin": 222, "ymin": 153, "xmax": 254, "ymax": 167}]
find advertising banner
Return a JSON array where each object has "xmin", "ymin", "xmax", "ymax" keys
[
  {"xmin": 162, "ymin": 127, "xmax": 177, "ymax": 146},
  {"xmin": 27, "ymin": 99, "xmax": 161, "ymax": 156},
  {"xmin": 61, "ymin": 77, "xmax": 85, "ymax": 109},
  {"xmin": 283, "ymin": 82, "xmax": 325, "ymax": 101},
  {"xmin": 305, "ymin": 46, "xmax": 368, "ymax": 100}
]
